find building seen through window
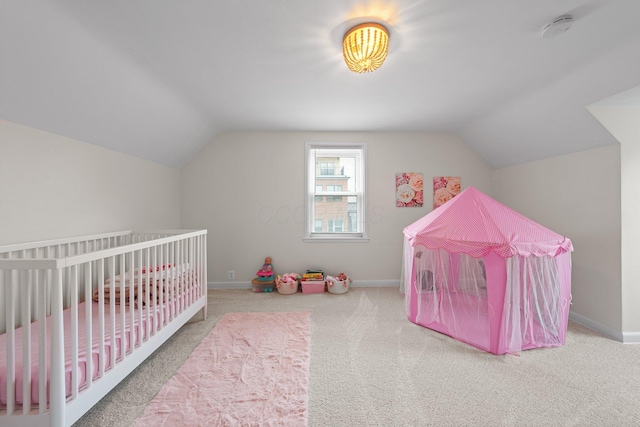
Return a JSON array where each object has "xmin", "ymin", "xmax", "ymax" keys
[{"xmin": 305, "ymin": 143, "xmax": 366, "ymax": 241}]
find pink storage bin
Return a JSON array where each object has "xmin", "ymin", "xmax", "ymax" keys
[{"xmin": 301, "ymin": 280, "xmax": 325, "ymax": 294}]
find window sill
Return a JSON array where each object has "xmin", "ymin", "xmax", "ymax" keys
[{"xmin": 303, "ymin": 237, "xmax": 369, "ymax": 243}]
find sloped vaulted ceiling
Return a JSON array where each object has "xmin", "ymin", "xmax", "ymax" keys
[{"xmin": 1, "ymin": 0, "xmax": 640, "ymax": 168}]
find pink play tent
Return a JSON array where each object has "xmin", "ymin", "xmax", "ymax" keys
[{"xmin": 402, "ymin": 186, "xmax": 573, "ymax": 354}]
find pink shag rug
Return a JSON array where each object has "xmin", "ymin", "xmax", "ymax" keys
[{"xmin": 134, "ymin": 311, "xmax": 311, "ymax": 426}]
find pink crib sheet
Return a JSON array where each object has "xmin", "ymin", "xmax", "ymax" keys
[{"xmin": 0, "ymin": 294, "xmax": 187, "ymax": 407}]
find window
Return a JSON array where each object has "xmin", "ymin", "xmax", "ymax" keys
[
  {"xmin": 315, "ymin": 185, "xmax": 323, "ymax": 202},
  {"xmin": 347, "ymin": 200, "xmax": 357, "ymax": 232},
  {"xmin": 305, "ymin": 142, "xmax": 367, "ymax": 242},
  {"xmin": 326, "ymin": 185, "xmax": 343, "ymax": 202},
  {"xmin": 328, "ymin": 219, "xmax": 343, "ymax": 232},
  {"xmin": 319, "ymin": 162, "xmax": 335, "ymax": 175}
]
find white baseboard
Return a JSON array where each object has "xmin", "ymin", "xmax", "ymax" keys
[
  {"xmin": 569, "ymin": 311, "xmax": 625, "ymax": 342},
  {"xmin": 208, "ymin": 281, "xmax": 252, "ymax": 289},
  {"xmin": 621, "ymin": 332, "xmax": 640, "ymax": 344},
  {"xmin": 351, "ymin": 279, "xmax": 400, "ymax": 288},
  {"xmin": 207, "ymin": 279, "xmax": 400, "ymax": 290}
]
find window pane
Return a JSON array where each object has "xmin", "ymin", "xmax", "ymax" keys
[
  {"xmin": 326, "ymin": 184, "xmax": 343, "ymax": 202},
  {"xmin": 313, "ymin": 198, "xmax": 350, "ymax": 233},
  {"xmin": 315, "ymin": 155, "xmax": 356, "ymax": 191},
  {"xmin": 315, "ymin": 185, "xmax": 323, "ymax": 202},
  {"xmin": 319, "ymin": 162, "xmax": 335, "ymax": 175},
  {"xmin": 328, "ymin": 219, "xmax": 344, "ymax": 232}
]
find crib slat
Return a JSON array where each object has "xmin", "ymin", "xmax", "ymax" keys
[
  {"xmin": 168, "ymin": 243, "xmax": 174, "ymax": 320},
  {"xmin": 118, "ymin": 253, "xmax": 126, "ymax": 361},
  {"xmin": 159, "ymin": 244, "xmax": 166, "ymax": 327},
  {"xmin": 136, "ymin": 250, "xmax": 143, "ymax": 347},
  {"xmin": 155, "ymin": 246, "xmax": 161, "ymax": 329},
  {"xmin": 178, "ymin": 240, "xmax": 182, "ymax": 306},
  {"xmin": 146, "ymin": 248, "xmax": 152, "ymax": 337},
  {"xmin": 152, "ymin": 246, "xmax": 159, "ymax": 333},
  {"xmin": 5, "ymin": 270, "xmax": 15, "ymax": 415},
  {"xmin": 70, "ymin": 265, "xmax": 79, "ymax": 399},
  {"xmin": 21, "ymin": 270, "xmax": 32, "ymax": 413},
  {"xmin": 38, "ymin": 270, "xmax": 47, "ymax": 413},
  {"xmin": 175, "ymin": 241, "xmax": 180, "ymax": 316},
  {"xmin": 33, "ymin": 269, "xmax": 41, "ymax": 326},
  {"xmin": 194, "ymin": 237, "xmax": 199, "ymax": 310},
  {"xmin": 177, "ymin": 240, "xmax": 183, "ymax": 313},
  {"xmin": 98, "ymin": 258, "xmax": 106, "ymax": 378},
  {"xmin": 128, "ymin": 251, "xmax": 135, "ymax": 349},
  {"xmin": 192, "ymin": 237, "xmax": 197, "ymax": 307},
  {"xmin": 188, "ymin": 238, "xmax": 193, "ymax": 307},
  {"xmin": 189, "ymin": 239, "xmax": 193, "ymax": 307},
  {"xmin": 85, "ymin": 262, "xmax": 93, "ymax": 390},
  {"xmin": 192, "ymin": 238, "xmax": 196, "ymax": 301},
  {"xmin": 201, "ymin": 235, "xmax": 208, "ymax": 319},
  {"xmin": 179, "ymin": 240, "xmax": 185, "ymax": 311},
  {"xmin": 183, "ymin": 240, "xmax": 187, "ymax": 307},
  {"xmin": 185, "ymin": 238, "xmax": 190, "ymax": 306},
  {"xmin": 50, "ymin": 268, "xmax": 65, "ymax": 427},
  {"xmin": 109, "ymin": 257, "xmax": 116, "ymax": 370}
]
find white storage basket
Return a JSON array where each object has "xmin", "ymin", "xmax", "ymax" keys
[{"xmin": 327, "ymin": 278, "xmax": 349, "ymax": 294}]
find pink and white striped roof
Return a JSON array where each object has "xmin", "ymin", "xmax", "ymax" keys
[{"xmin": 403, "ymin": 186, "xmax": 573, "ymax": 258}]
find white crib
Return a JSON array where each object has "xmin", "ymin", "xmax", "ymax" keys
[{"xmin": 0, "ymin": 230, "xmax": 208, "ymax": 427}]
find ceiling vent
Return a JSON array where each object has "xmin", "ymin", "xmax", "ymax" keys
[{"xmin": 542, "ymin": 15, "xmax": 573, "ymax": 38}]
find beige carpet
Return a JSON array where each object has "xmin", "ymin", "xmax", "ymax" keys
[{"xmin": 74, "ymin": 287, "xmax": 640, "ymax": 427}]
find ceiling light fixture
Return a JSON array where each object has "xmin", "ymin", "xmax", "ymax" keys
[{"xmin": 343, "ymin": 22, "xmax": 389, "ymax": 73}]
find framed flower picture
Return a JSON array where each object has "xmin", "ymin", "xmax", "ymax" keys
[
  {"xmin": 433, "ymin": 176, "xmax": 461, "ymax": 209},
  {"xmin": 396, "ymin": 172, "xmax": 423, "ymax": 207}
]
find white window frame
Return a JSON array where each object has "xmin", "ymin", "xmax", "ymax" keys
[{"xmin": 304, "ymin": 142, "xmax": 368, "ymax": 242}]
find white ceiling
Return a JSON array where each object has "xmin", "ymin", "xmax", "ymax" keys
[{"xmin": 2, "ymin": 0, "xmax": 640, "ymax": 168}]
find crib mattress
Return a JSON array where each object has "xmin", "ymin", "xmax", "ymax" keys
[{"xmin": 0, "ymin": 292, "xmax": 194, "ymax": 407}]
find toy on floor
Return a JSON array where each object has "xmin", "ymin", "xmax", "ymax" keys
[
  {"xmin": 252, "ymin": 256, "xmax": 275, "ymax": 292},
  {"xmin": 256, "ymin": 256, "xmax": 274, "ymax": 282}
]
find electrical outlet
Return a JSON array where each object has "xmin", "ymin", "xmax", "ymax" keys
[{"xmin": 228, "ymin": 270, "xmax": 235, "ymax": 280}]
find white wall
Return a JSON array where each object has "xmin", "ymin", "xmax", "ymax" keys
[
  {"xmin": 2, "ymin": 119, "xmax": 631, "ymax": 340},
  {"xmin": 620, "ymin": 115, "xmax": 640, "ymax": 339},
  {"xmin": 180, "ymin": 131, "xmax": 492, "ymax": 285},
  {"xmin": 0, "ymin": 120, "xmax": 181, "ymax": 245},
  {"xmin": 587, "ymin": 106, "xmax": 640, "ymax": 340},
  {"xmin": 492, "ymin": 145, "xmax": 622, "ymax": 338}
]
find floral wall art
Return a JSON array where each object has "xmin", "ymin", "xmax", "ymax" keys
[
  {"xmin": 396, "ymin": 172, "xmax": 423, "ymax": 207},
  {"xmin": 433, "ymin": 176, "xmax": 461, "ymax": 209}
]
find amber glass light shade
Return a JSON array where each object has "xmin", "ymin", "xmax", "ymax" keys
[{"xmin": 343, "ymin": 23, "xmax": 390, "ymax": 73}]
